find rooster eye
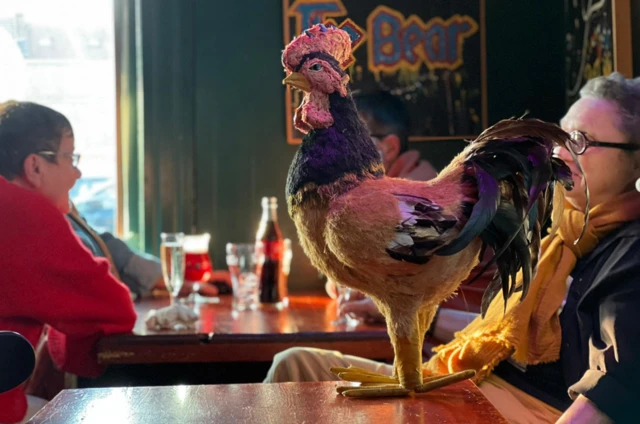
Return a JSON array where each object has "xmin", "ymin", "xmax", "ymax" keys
[{"xmin": 309, "ymin": 63, "xmax": 323, "ymax": 71}]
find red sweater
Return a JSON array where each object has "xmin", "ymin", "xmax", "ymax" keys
[{"xmin": 0, "ymin": 177, "xmax": 136, "ymax": 423}]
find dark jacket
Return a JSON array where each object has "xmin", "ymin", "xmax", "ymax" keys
[{"xmin": 495, "ymin": 219, "xmax": 640, "ymax": 423}]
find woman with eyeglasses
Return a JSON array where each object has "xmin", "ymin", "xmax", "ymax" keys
[
  {"xmin": 0, "ymin": 101, "xmax": 136, "ymax": 423},
  {"xmin": 265, "ymin": 73, "xmax": 640, "ymax": 423},
  {"xmin": 427, "ymin": 72, "xmax": 640, "ymax": 423}
]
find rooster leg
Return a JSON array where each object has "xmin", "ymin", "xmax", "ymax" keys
[
  {"xmin": 389, "ymin": 307, "xmax": 431, "ymax": 390},
  {"xmin": 333, "ymin": 306, "xmax": 426, "ymax": 397},
  {"xmin": 412, "ymin": 307, "xmax": 477, "ymax": 393},
  {"xmin": 334, "ymin": 306, "xmax": 474, "ymax": 397}
]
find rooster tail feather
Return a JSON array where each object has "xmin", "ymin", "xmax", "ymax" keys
[
  {"xmin": 437, "ymin": 119, "xmax": 578, "ymax": 317},
  {"xmin": 436, "ymin": 166, "xmax": 499, "ymax": 256}
]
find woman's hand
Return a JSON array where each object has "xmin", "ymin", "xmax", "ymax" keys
[{"xmin": 556, "ymin": 395, "xmax": 613, "ymax": 424}]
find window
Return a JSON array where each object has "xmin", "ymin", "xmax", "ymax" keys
[{"xmin": 0, "ymin": 0, "xmax": 118, "ymax": 234}]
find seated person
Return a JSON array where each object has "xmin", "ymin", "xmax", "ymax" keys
[
  {"xmin": 0, "ymin": 101, "xmax": 137, "ymax": 423},
  {"xmin": 265, "ymin": 73, "xmax": 640, "ymax": 424},
  {"xmin": 353, "ymin": 89, "xmax": 438, "ymax": 180}
]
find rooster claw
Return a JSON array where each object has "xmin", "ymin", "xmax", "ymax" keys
[
  {"xmin": 331, "ymin": 365, "xmax": 405, "ymax": 397},
  {"xmin": 330, "ymin": 366, "xmax": 398, "ymax": 384},
  {"xmin": 338, "ymin": 385, "xmax": 410, "ymax": 397},
  {"xmin": 415, "ymin": 369, "xmax": 476, "ymax": 393},
  {"xmin": 331, "ymin": 366, "xmax": 476, "ymax": 398}
]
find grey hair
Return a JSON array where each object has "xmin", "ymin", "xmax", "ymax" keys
[{"xmin": 579, "ymin": 72, "xmax": 640, "ymax": 145}]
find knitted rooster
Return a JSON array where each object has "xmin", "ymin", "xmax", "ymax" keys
[{"xmin": 283, "ymin": 24, "xmax": 576, "ymax": 398}]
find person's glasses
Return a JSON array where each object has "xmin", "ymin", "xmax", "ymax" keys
[
  {"xmin": 37, "ymin": 151, "xmax": 81, "ymax": 167},
  {"xmin": 568, "ymin": 131, "xmax": 640, "ymax": 155}
]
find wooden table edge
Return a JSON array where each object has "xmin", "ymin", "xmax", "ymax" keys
[{"xmin": 98, "ymin": 337, "xmax": 394, "ymax": 364}]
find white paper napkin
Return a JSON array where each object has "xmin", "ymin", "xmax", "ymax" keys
[{"xmin": 145, "ymin": 304, "xmax": 199, "ymax": 330}]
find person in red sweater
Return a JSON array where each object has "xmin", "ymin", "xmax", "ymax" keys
[{"xmin": 0, "ymin": 101, "xmax": 136, "ymax": 423}]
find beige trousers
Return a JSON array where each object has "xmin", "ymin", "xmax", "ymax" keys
[{"xmin": 265, "ymin": 347, "xmax": 562, "ymax": 424}]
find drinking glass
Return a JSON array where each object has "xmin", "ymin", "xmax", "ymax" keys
[
  {"xmin": 280, "ymin": 238, "xmax": 292, "ymax": 308},
  {"xmin": 160, "ymin": 232, "xmax": 186, "ymax": 305},
  {"xmin": 332, "ymin": 284, "xmax": 359, "ymax": 327},
  {"xmin": 184, "ymin": 233, "xmax": 213, "ymax": 302},
  {"xmin": 226, "ymin": 243, "xmax": 260, "ymax": 311}
]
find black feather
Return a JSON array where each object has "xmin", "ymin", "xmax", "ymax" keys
[
  {"xmin": 436, "ymin": 119, "xmax": 579, "ymax": 317},
  {"xmin": 386, "ymin": 194, "xmax": 459, "ymax": 264},
  {"xmin": 481, "ymin": 275, "xmax": 503, "ymax": 317},
  {"xmin": 436, "ymin": 165, "xmax": 499, "ymax": 256}
]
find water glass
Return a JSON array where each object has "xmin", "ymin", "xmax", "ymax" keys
[
  {"xmin": 160, "ymin": 232, "xmax": 186, "ymax": 305},
  {"xmin": 226, "ymin": 243, "xmax": 260, "ymax": 311},
  {"xmin": 333, "ymin": 284, "xmax": 360, "ymax": 327}
]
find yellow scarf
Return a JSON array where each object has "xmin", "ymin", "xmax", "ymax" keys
[{"xmin": 425, "ymin": 191, "xmax": 640, "ymax": 381}]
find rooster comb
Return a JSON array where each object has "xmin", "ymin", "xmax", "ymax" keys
[{"xmin": 282, "ymin": 24, "xmax": 352, "ymax": 71}]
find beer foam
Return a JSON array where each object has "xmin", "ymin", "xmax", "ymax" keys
[{"xmin": 183, "ymin": 234, "xmax": 211, "ymax": 253}]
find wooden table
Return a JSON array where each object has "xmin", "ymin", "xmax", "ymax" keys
[
  {"xmin": 29, "ymin": 380, "xmax": 508, "ymax": 424},
  {"xmin": 98, "ymin": 295, "xmax": 393, "ymax": 365}
]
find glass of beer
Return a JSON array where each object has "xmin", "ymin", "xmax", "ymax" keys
[
  {"xmin": 184, "ymin": 233, "xmax": 213, "ymax": 294},
  {"xmin": 160, "ymin": 232, "xmax": 186, "ymax": 305}
]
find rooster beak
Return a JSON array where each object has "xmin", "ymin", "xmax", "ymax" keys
[{"xmin": 283, "ymin": 72, "xmax": 311, "ymax": 92}]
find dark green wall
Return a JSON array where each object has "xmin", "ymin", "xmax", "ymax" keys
[
  {"xmin": 192, "ymin": 1, "xmax": 322, "ymax": 290},
  {"xmin": 141, "ymin": 1, "xmax": 196, "ymax": 254}
]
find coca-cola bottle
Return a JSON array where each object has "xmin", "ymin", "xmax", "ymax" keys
[{"xmin": 256, "ymin": 197, "xmax": 287, "ymax": 307}]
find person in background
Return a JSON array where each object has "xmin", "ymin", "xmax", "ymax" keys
[
  {"xmin": 266, "ymin": 73, "xmax": 640, "ymax": 424},
  {"xmin": 0, "ymin": 101, "xmax": 136, "ymax": 423},
  {"xmin": 353, "ymin": 89, "xmax": 438, "ymax": 181}
]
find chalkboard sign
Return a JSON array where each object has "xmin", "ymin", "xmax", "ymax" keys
[
  {"xmin": 565, "ymin": 0, "xmax": 633, "ymax": 107},
  {"xmin": 282, "ymin": 0, "xmax": 487, "ymax": 144}
]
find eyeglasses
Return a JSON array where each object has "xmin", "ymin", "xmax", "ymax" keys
[
  {"xmin": 568, "ymin": 130, "xmax": 640, "ymax": 155},
  {"xmin": 37, "ymin": 151, "xmax": 81, "ymax": 167}
]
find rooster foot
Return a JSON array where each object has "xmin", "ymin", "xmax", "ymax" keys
[
  {"xmin": 331, "ymin": 366, "xmax": 407, "ymax": 397},
  {"xmin": 337, "ymin": 384, "xmax": 410, "ymax": 397},
  {"xmin": 331, "ymin": 367, "xmax": 410, "ymax": 397},
  {"xmin": 331, "ymin": 366, "xmax": 476, "ymax": 398},
  {"xmin": 414, "ymin": 369, "xmax": 476, "ymax": 393}
]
